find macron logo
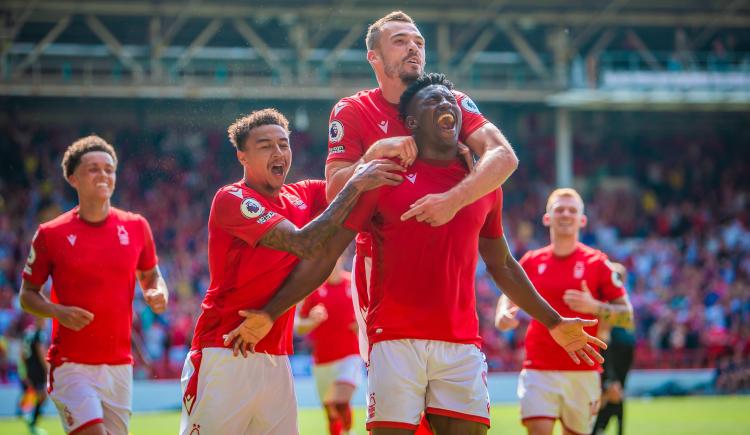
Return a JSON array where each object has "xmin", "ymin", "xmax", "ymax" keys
[
  {"xmin": 378, "ymin": 120, "xmax": 388, "ymax": 134},
  {"xmin": 67, "ymin": 234, "xmax": 77, "ymax": 246},
  {"xmin": 405, "ymin": 173, "xmax": 417, "ymax": 184}
]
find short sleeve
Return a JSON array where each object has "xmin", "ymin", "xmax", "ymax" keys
[
  {"xmin": 343, "ymin": 189, "xmax": 380, "ymax": 234},
  {"xmin": 212, "ymin": 189, "xmax": 286, "ymax": 247},
  {"xmin": 22, "ymin": 229, "xmax": 51, "ymax": 286},
  {"xmin": 479, "ymin": 189, "xmax": 504, "ymax": 239},
  {"xmin": 455, "ymin": 91, "xmax": 489, "ymax": 142},
  {"xmin": 597, "ymin": 256, "xmax": 627, "ymax": 302},
  {"xmin": 137, "ymin": 216, "xmax": 159, "ymax": 271},
  {"xmin": 326, "ymin": 100, "xmax": 366, "ymax": 164}
]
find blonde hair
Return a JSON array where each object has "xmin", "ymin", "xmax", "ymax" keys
[
  {"xmin": 546, "ymin": 188, "xmax": 584, "ymax": 213},
  {"xmin": 365, "ymin": 11, "xmax": 415, "ymax": 51}
]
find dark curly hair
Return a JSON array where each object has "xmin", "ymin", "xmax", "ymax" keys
[
  {"xmin": 398, "ymin": 73, "xmax": 454, "ymax": 120},
  {"xmin": 61, "ymin": 135, "xmax": 118, "ymax": 179},
  {"xmin": 228, "ymin": 108, "xmax": 290, "ymax": 151}
]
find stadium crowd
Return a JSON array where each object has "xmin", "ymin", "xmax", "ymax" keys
[{"xmin": 0, "ymin": 118, "xmax": 748, "ymax": 390}]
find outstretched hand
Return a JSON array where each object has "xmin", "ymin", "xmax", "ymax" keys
[
  {"xmin": 223, "ymin": 310, "xmax": 274, "ymax": 357},
  {"xmin": 549, "ymin": 317, "xmax": 607, "ymax": 366}
]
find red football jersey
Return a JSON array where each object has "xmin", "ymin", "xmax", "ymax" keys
[
  {"xmin": 519, "ymin": 243, "xmax": 627, "ymax": 371},
  {"xmin": 22, "ymin": 207, "xmax": 158, "ymax": 366},
  {"xmin": 299, "ymin": 272, "xmax": 360, "ymax": 364},
  {"xmin": 326, "ymin": 87, "xmax": 489, "ymax": 258},
  {"xmin": 191, "ymin": 180, "xmax": 327, "ymax": 355},
  {"xmin": 344, "ymin": 158, "xmax": 503, "ymax": 348}
]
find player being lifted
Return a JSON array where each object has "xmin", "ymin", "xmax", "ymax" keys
[
  {"xmin": 296, "ymin": 256, "xmax": 362, "ymax": 435},
  {"xmin": 323, "ymin": 11, "xmax": 518, "ymax": 365},
  {"xmin": 225, "ymin": 74, "xmax": 607, "ymax": 435},
  {"xmin": 496, "ymin": 188, "xmax": 634, "ymax": 435},
  {"xmin": 180, "ymin": 109, "xmax": 402, "ymax": 435},
  {"xmin": 20, "ymin": 136, "xmax": 169, "ymax": 435}
]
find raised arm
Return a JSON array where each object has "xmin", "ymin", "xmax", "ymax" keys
[
  {"xmin": 262, "ymin": 159, "xmax": 402, "ymax": 259},
  {"xmin": 479, "ymin": 236, "xmax": 607, "ymax": 366}
]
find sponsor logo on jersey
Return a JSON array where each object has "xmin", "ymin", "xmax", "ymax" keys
[
  {"xmin": 329, "ymin": 120, "xmax": 344, "ymax": 143},
  {"xmin": 405, "ymin": 173, "xmax": 417, "ymax": 184},
  {"xmin": 461, "ymin": 96, "xmax": 481, "ymax": 114},
  {"xmin": 240, "ymin": 198, "xmax": 265, "ymax": 219},
  {"xmin": 329, "ymin": 145, "xmax": 345, "ymax": 155},
  {"xmin": 66, "ymin": 234, "xmax": 77, "ymax": 247},
  {"xmin": 257, "ymin": 211, "xmax": 277, "ymax": 224},
  {"xmin": 574, "ymin": 261, "xmax": 585, "ymax": 279},
  {"xmin": 117, "ymin": 225, "xmax": 130, "ymax": 245},
  {"xmin": 378, "ymin": 120, "xmax": 388, "ymax": 134},
  {"xmin": 281, "ymin": 192, "xmax": 308, "ymax": 210}
]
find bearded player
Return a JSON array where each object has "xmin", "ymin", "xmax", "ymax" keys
[
  {"xmin": 496, "ymin": 189, "xmax": 633, "ymax": 435},
  {"xmin": 324, "ymin": 11, "xmax": 518, "ymax": 366},
  {"xmin": 225, "ymin": 74, "xmax": 606, "ymax": 435},
  {"xmin": 20, "ymin": 136, "xmax": 169, "ymax": 435}
]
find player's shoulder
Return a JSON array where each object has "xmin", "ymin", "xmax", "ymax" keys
[
  {"xmin": 284, "ymin": 179, "xmax": 326, "ymax": 195},
  {"xmin": 110, "ymin": 207, "xmax": 147, "ymax": 224},
  {"xmin": 523, "ymin": 245, "xmax": 553, "ymax": 262},
  {"xmin": 214, "ymin": 181, "xmax": 252, "ymax": 204},
  {"xmin": 334, "ymin": 88, "xmax": 380, "ymax": 112},
  {"xmin": 576, "ymin": 242, "xmax": 610, "ymax": 264},
  {"xmin": 452, "ymin": 89, "xmax": 482, "ymax": 115},
  {"xmin": 38, "ymin": 209, "xmax": 77, "ymax": 233}
]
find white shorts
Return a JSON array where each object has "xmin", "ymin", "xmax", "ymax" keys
[
  {"xmin": 179, "ymin": 348, "xmax": 298, "ymax": 435},
  {"xmin": 350, "ymin": 254, "xmax": 372, "ymax": 363},
  {"xmin": 518, "ymin": 369, "xmax": 601, "ymax": 435},
  {"xmin": 48, "ymin": 362, "xmax": 132, "ymax": 435},
  {"xmin": 312, "ymin": 354, "xmax": 363, "ymax": 404},
  {"xmin": 366, "ymin": 339, "xmax": 490, "ymax": 431}
]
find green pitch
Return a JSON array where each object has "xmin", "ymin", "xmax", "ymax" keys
[{"xmin": 2, "ymin": 395, "xmax": 748, "ymax": 434}]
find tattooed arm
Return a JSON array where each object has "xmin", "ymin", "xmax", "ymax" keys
[
  {"xmin": 563, "ymin": 282, "xmax": 634, "ymax": 329},
  {"xmin": 259, "ymin": 159, "xmax": 402, "ymax": 259}
]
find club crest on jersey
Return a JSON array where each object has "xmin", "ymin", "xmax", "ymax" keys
[
  {"xmin": 574, "ymin": 261, "xmax": 585, "ymax": 279},
  {"xmin": 281, "ymin": 192, "xmax": 308, "ymax": 210},
  {"xmin": 117, "ymin": 225, "xmax": 130, "ymax": 245},
  {"xmin": 329, "ymin": 120, "xmax": 344, "ymax": 143},
  {"xmin": 538, "ymin": 263, "xmax": 547, "ymax": 274},
  {"xmin": 241, "ymin": 198, "xmax": 265, "ymax": 219},
  {"xmin": 461, "ymin": 96, "xmax": 481, "ymax": 114}
]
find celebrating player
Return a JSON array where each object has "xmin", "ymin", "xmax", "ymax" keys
[
  {"xmin": 225, "ymin": 74, "xmax": 606, "ymax": 435},
  {"xmin": 179, "ymin": 109, "xmax": 402, "ymax": 435},
  {"xmin": 296, "ymin": 256, "xmax": 361, "ymax": 435},
  {"xmin": 19, "ymin": 135, "xmax": 169, "ymax": 435},
  {"xmin": 496, "ymin": 188, "xmax": 634, "ymax": 435},
  {"xmin": 324, "ymin": 10, "xmax": 519, "ymax": 366}
]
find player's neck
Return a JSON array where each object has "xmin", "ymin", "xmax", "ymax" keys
[
  {"xmin": 77, "ymin": 199, "xmax": 111, "ymax": 224},
  {"xmin": 417, "ymin": 139, "xmax": 458, "ymax": 161},
  {"xmin": 243, "ymin": 175, "xmax": 280, "ymax": 198},
  {"xmin": 379, "ymin": 79, "xmax": 407, "ymax": 105},
  {"xmin": 550, "ymin": 233, "xmax": 579, "ymax": 257}
]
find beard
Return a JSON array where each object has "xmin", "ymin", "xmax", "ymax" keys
[{"xmin": 384, "ymin": 59, "xmax": 423, "ymax": 84}]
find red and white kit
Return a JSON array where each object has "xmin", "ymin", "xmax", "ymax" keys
[
  {"xmin": 180, "ymin": 180, "xmax": 327, "ymax": 435},
  {"xmin": 344, "ymin": 158, "xmax": 503, "ymax": 431},
  {"xmin": 22, "ymin": 207, "xmax": 158, "ymax": 434},
  {"xmin": 326, "ymin": 87, "xmax": 489, "ymax": 361},
  {"xmin": 518, "ymin": 243, "xmax": 627, "ymax": 434},
  {"xmin": 299, "ymin": 274, "xmax": 362, "ymax": 403}
]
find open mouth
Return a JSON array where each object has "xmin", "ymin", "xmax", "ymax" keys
[
  {"xmin": 270, "ymin": 163, "xmax": 285, "ymax": 176},
  {"xmin": 437, "ymin": 112, "xmax": 456, "ymax": 131},
  {"xmin": 404, "ymin": 56, "xmax": 421, "ymax": 66}
]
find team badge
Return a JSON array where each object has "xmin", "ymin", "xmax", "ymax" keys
[
  {"xmin": 117, "ymin": 225, "xmax": 130, "ymax": 245},
  {"xmin": 240, "ymin": 198, "xmax": 265, "ymax": 219},
  {"xmin": 461, "ymin": 96, "xmax": 481, "ymax": 114},
  {"xmin": 329, "ymin": 120, "xmax": 344, "ymax": 143},
  {"xmin": 574, "ymin": 261, "xmax": 585, "ymax": 279},
  {"xmin": 538, "ymin": 263, "xmax": 547, "ymax": 274}
]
